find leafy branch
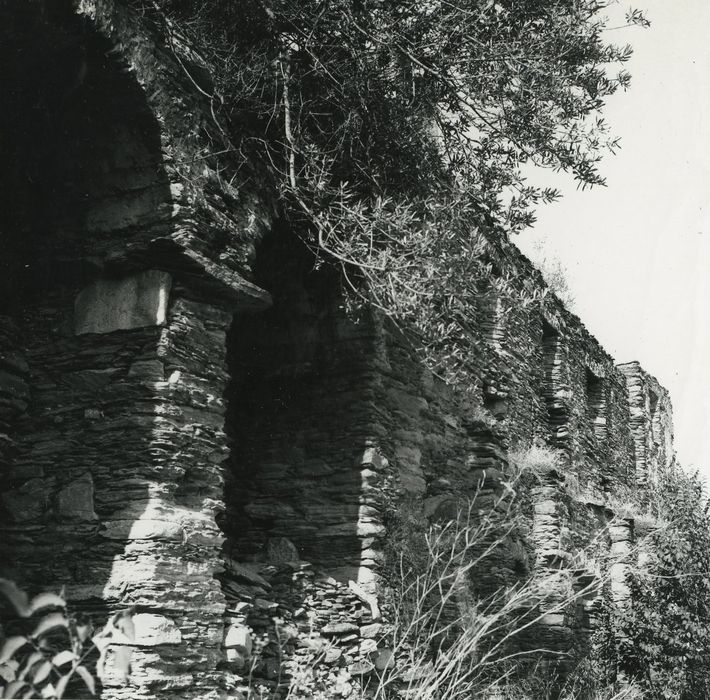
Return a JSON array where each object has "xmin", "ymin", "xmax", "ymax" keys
[{"xmin": 0, "ymin": 580, "xmax": 135, "ymax": 699}]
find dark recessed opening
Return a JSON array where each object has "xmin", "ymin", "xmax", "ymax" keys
[
  {"xmin": 649, "ymin": 389, "xmax": 660, "ymax": 446},
  {"xmin": 541, "ymin": 320, "xmax": 567, "ymax": 445},
  {"xmin": 585, "ymin": 368, "xmax": 607, "ymax": 441}
]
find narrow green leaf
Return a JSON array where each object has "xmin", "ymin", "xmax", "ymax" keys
[
  {"xmin": 0, "ymin": 638, "xmax": 28, "ymax": 666},
  {"xmin": 91, "ymin": 634, "xmax": 111, "ymax": 653},
  {"xmin": 54, "ymin": 673, "xmax": 71, "ymax": 699},
  {"xmin": 95, "ymin": 645, "xmax": 109, "ymax": 684},
  {"xmin": 28, "ymin": 593, "xmax": 66, "ymax": 616},
  {"xmin": 3, "ymin": 680, "xmax": 28, "ymax": 699},
  {"xmin": 0, "ymin": 660, "xmax": 18, "ymax": 683},
  {"xmin": 31, "ymin": 614, "xmax": 68, "ymax": 640},
  {"xmin": 109, "ymin": 630, "xmax": 134, "ymax": 645},
  {"xmin": 39, "ymin": 682, "xmax": 56, "ymax": 698},
  {"xmin": 115, "ymin": 610, "xmax": 135, "ymax": 643},
  {"xmin": 113, "ymin": 646, "xmax": 132, "ymax": 683},
  {"xmin": 18, "ymin": 652, "xmax": 43, "ymax": 681},
  {"xmin": 50, "ymin": 651, "xmax": 76, "ymax": 668},
  {"xmin": 75, "ymin": 623, "xmax": 92, "ymax": 644},
  {"xmin": 75, "ymin": 665, "xmax": 96, "ymax": 696},
  {"xmin": 30, "ymin": 659, "xmax": 52, "ymax": 684}
]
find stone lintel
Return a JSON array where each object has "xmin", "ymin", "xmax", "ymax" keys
[
  {"xmin": 74, "ymin": 270, "xmax": 172, "ymax": 335},
  {"xmin": 104, "ymin": 238, "xmax": 272, "ymax": 312}
]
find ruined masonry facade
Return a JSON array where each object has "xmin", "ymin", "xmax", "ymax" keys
[{"xmin": 0, "ymin": 2, "xmax": 674, "ymax": 698}]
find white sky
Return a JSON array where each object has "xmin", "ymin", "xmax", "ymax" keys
[{"xmin": 516, "ymin": 0, "xmax": 710, "ymax": 474}]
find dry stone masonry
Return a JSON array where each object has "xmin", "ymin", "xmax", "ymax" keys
[{"xmin": 0, "ymin": 2, "xmax": 676, "ymax": 698}]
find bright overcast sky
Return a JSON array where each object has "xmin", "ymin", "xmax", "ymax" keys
[{"xmin": 516, "ymin": 0, "xmax": 710, "ymax": 474}]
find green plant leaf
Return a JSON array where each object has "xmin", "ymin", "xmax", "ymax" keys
[
  {"xmin": 31, "ymin": 614, "xmax": 68, "ymax": 640},
  {"xmin": 0, "ymin": 660, "xmax": 18, "ymax": 683},
  {"xmin": 75, "ymin": 623, "xmax": 92, "ymax": 644},
  {"xmin": 54, "ymin": 674, "xmax": 70, "ymax": 699},
  {"xmin": 0, "ymin": 580, "xmax": 30, "ymax": 617},
  {"xmin": 3, "ymin": 680, "xmax": 28, "ymax": 699},
  {"xmin": 50, "ymin": 651, "xmax": 76, "ymax": 668},
  {"xmin": 91, "ymin": 634, "xmax": 111, "ymax": 653},
  {"xmin": 95, "ymin": 645, "xmax": 109, "ymax": 684},
  {"xmin": 17, "ymin": 652, "xmax": 43, "ymax": 682},
  {"xmin": 39, "ymin": 682, "xmax": 56, "ymax": 699},
  {"xmin": 0, "ymin": 638, "xmax": 28, "ymax": 666},
  {"xmin": 30, "ymin": 659, "xmax": 52, "ymax": 684},
  {"xmin": 28, "ymin": 593, "xmax": 66, "ymax": 616},
  {"xmin": 111, "ymin": 609, "xmax": 135, "ymax": 643},
  {"xmin": 75, "ymin": 665, "xmax": 96, "ymax": 696}
]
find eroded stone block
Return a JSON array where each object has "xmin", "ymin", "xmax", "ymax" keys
[
  {"xmin": 266, "ymin": 536, "xmax": 299, "ymax": 564},
  {"xmin": 100, "ymin": 518, "xmax": 183, "ymax": 541},
  {"xmin": 132, "ymin": 613, "xmax": 182, "ymax": 646},
  {"xmin": 57, "ymin": 473, "xmax": 98, "ymax": 522},
  {"xmin": 224, "ymin": 624, "xmax": 252, "ymax": 654},
  {"xmin": 74, "ymin": 270, "xmax": 172, "ymax": 335},
  {"xmin": 0, "ymin": 369, "xmax": 30, "ymax": 415},
  {"xmin": 127, "ymin": 359, "xmax": 165, "ymax": 381},
  {"xmin": 0, "ymin": 478, "xmax": 49, "ymax": 522}
]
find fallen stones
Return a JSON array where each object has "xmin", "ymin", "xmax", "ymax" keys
[
  {"xmin": 100, "ymin": 518, "xmax": 183, "ymax": 541},
  {"xmin": 347, "ymin": 659, "xmax": 374, "ymax": 675},
  {"xmin": 225, "ymin": 624, "xmax": 252, "ymax": 656},
  {"xmin": 372, "ymin": 647, "xmax": 394, "ymax": 671},
  {"xmin": 322, "ymin": 622, "xmax": 359, "ymax": 636},
  {"xmin": 220, "ymin": 556, "xmax": 395, "ymax": 697},
  {"xmin": 324, "ymin": 647, "xmax": 342, "ymax": 664},
  {"xmin": 360, "ymin": 623, "xmax": 382, "ymax": 639}
]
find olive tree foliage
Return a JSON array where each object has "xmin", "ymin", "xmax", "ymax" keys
[{"xmin": 149, "ymin": 0, "xmax": 646, "ymax": 379}]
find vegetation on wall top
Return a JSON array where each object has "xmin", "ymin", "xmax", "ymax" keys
[{"xmin": 142, "ymin": 0, "xmax": 647, "ymax": 381}]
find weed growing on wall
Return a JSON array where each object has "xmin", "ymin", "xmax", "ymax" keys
[
  {"xmin": 375, "ymin": 474, "xmax": 602, "ymax": 698},
  {"xmin": 233, "ymin": 448, "xmax": 708, "ymax": 699}
]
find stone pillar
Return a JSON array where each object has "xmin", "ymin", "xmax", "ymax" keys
[
  {"xmin": 97, "ymin": 283, "xmax": 233, "ymax": 699},
  {"xmin": 530, "ymin": 477, "xmax": 574, "ymax": 658},
  {"xmin": 609, "ymin": 518, "xmax": 633, "ymax": 607},
  {"xmin": 608, "ymin": 517, "xmax": 634, "ymax": 686},
  {"xmin": 0, "ymin": 272, "xmax": 235, "ymax": 699}
]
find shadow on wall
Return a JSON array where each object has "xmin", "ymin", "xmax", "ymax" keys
[
  {"xmin": 224, "ymin": 223, "xmax": 379, "ymax": 580},
  {"xmin": 0, "ymin": 7, "xmax": 228, "ymax": 698},
  {"xmin": 217, "ymin": 223, "xmax": 391, "ymax": 691},
  {"xmin": 0, "ymin": 8, "xmax": 375, "ymax": 696}
]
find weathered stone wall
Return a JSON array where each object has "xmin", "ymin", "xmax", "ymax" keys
[
  {"xmin": 0, "ymin": 2, "xmax": 676, "ymax": 698},
  {"xmin": 226, "ymin": 230, "xmax": 386, "ymax": 585},
  {"xmin": 618, "ymin": 362, "xmax": 674, "ymax": 491},
  {"xmin": 360, "ymin": 234, "xmax": 672, "ymax": 675},
  {"xmin": 1, "ymin": 279, "xmax": 239, "ymax": 698},
  {"xmin": 0, "ymin": 2, "xmax": 271, "ymax": 698},
  {"xmin": 206, "ymin": 224, "xmax": 674, "ymax": 693}
]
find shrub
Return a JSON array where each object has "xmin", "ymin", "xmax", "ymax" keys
[
  {"xmin": 374, "ymin": 483, "xmax": 600, "ymax": 699},
  {"xmin": 616, "ymin": 467, "xmax": 710, "ymax": 699},
  {"xmin": 0, "ymin": 579, "xmax": 134, "ymax": 699}
]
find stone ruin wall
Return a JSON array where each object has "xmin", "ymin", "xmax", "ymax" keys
[{"xmin": 0, "ymin": 2, "xmax": 676, "ymax": 698}]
